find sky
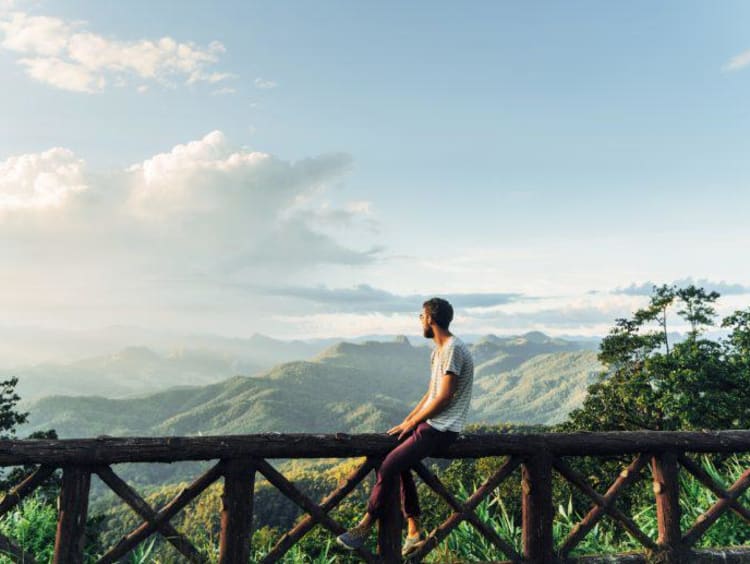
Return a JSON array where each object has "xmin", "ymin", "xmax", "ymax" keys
[{"xmin": 1, "ymin": 0, "xmax": 750, "ymax": 340}]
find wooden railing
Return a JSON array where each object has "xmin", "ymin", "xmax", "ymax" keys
[{"xmin": 1, "ymin": 431, "xmax": 750, "ymax": 562}]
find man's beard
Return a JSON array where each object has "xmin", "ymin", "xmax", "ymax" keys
[{"xmin": 423, "ymin": 326, "xmax": 434, "ymax": 339}]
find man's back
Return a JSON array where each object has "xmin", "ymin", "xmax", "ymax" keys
[{"xmin": 426, "ymin": 335, "xmax": 474, "ymax": 433}]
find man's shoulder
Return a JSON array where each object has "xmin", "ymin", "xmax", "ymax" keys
[
  {"xmin": 443, "ymin": 337, "xmax": 473, "ymax": 366},
  {"xmin": 451, "ymin": 336, "xmax": 472, "ymax": 356}
]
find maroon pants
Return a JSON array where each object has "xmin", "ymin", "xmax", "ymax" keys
[{"xmin": 367, "ymin": 421, "xmax": 459, "ymax": 520}]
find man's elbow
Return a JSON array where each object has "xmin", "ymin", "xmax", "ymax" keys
[{"xmin": 434, "ymin": 393, "xmax": 454, "ymax": 410}]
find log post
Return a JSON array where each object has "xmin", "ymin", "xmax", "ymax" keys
[
  {"xmin": 651, "ymin": 451, "xmax": 683, "ymax": 562},
  {"xmin": 219, "ymin": 458, "xmax": 256, "ymax": 564},
  {"xmin": 376, "ymin": 460, "xmax": 403, "ymax": 563},
  {"xmin": 522, "ymin": 452, "xmax": 555, "ymax": 563},
  {"xmin": 53, "ymin": 465, "xmax": 91, "ymax": 564}
]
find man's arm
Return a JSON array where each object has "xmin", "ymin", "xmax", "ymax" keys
[
  {"xmin": 405, "ymin": 372, "xmax": 458, "ymax": 426},
  {"xmin": 404, "ymin": 390, "xmax": 430, "ymax": 421}
]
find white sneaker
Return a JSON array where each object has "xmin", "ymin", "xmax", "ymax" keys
[{"xmin": 402, "ymin": 532, "xmax": 424, "ymax": 557}]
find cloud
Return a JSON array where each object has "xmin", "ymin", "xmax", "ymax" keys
[
  {"xmin": 0, "ymin": 147, "xmax": 87, "ymax": 210},
  {"xmin": 0, "ymin": 132, "xmax": 378, "ymax": 329},
  {"xmin": 254, "ymin": 77, "xmax": 277, "ymax": 89},
  {"xmin": 613, "ymin": 278, "xmax": 750, "ymax": 297},
  {"xmin": 0, "ymin": 11, "xmax": 232, "ymax": 92},
  {"xmin": 265, "ymin": 284, "xmax": 525, "ymax": 313},
  {"xmin": 724, "ymin": 49, "xmax": 750, "ymax": 72}
]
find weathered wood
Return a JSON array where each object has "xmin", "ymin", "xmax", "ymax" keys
[
  {"xmin": 555, "ymin": 454, "xmax": 657, "ymax": 555},
  {"xmin": 682, "ymin": 466, "xmax": 750, "ymax": 547},
  {"xmin": 377, "ymin": 464, "xmax": 403, "ymax": 563},
  {"xmin": 651, "ymin": 452, "xmax": 683, "ymax": 563},
  {"xmin": 5, "ymin": 430, "xmax": 750, "ymax": 465},
  {"xmin": 409, "ymin": 455, "xmax": 522, "ymax": 561},
  {"xmin": 0, "ymin": 464, "xmax": 56, "ymax": 517},
  {"xmin": 97, "ymin": 461, "xmax": 224, "ymax": 564},
  {"xmin": 253, "ymin": 457, "xmax": 379, "ymax": 563},
  {"xmin": 453, "ymin": 547, "xmax": 750, "ymax": 563},
  {"xmin": 3, "ymin": 432, "xmax": 750, "ymax": 562},
  {"xmin": 54, "ymin": 465, "xmax": 91, "ymax": 564},
  {"xmin": 260, "ymin": 457, "xmax": 377, "ymax": 563},
  {"xmin": 522, "ymin": 452, "xmax": 555, "ymax": 562},
  {"xmin": 573, "ymin": 546, "xmax": 750, "ymax": 562},
  {"xmin": 678, "ymin": 454, "xmax": 750, "ymax": 525},
  {"xmin": 94, "ymin": 465, "xmax": 204, "ymax": 563},
  {"xmin": 218, "ymin": 458, "xmax": 256, "ymax": 564},
  {"xmin": 413, "ymin": 460, "xmax": 522, "ymax": 562}
]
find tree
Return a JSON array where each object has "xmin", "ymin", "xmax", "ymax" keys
[
  {"xmin": 0, "ymin": 376, "xmax": 61, "ymax": 498},
  {"xmin": 562, "ymin": 284, "xmax": 750, "ymax": 432},
  {"xmin": 0, "ymin": 377, "xmax": 29, "ymax": 440}
]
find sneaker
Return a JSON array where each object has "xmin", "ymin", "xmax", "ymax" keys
[
  {"xmin": 401, "ymin": 532, "xmax": 424, "ymax": 557},
  {"xmin": 336, "ymin": 525, "xmax": 369, "ymax": 551}
]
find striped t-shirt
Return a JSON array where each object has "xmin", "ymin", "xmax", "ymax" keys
[{"xmin": 426, "ymin": 336, "xmax": 474, "ymax": 432}]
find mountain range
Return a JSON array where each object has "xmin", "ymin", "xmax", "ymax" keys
[{"xmin": 18, "ymin": 331, "xmax": 601, "ymax": 438}]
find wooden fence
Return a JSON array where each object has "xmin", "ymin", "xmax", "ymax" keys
[{"xmin": 1, "ymin": 430, "xmax": 750, "ymax": 562}]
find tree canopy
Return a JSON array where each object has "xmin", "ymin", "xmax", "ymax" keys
[{"xmin": 562, "ymin": 284, "xmax": 750, "ymax": 432}]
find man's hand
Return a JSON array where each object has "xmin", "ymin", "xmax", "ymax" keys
[{"xmin": 387, "ymin": 419, "xmax": 417, "ymax": 441}]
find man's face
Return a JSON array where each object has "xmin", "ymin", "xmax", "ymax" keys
[{"xmin": 421, "ymin": 308, "xmax": 434, "ymax": 339}]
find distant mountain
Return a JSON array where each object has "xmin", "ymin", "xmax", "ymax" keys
[
  {"xmin": 9, "ymin": 346, "xmax": 263, "ymax": 402},
  {"xmin": 0, "ymin": 324, "xmax": 332, "ymax": 370},
  {"xmin": 474, "ymin": 350, "xmax": 601, "ymax": 424},
  {"xmin": 19, "ymin": 332, "xmax": 602, "ymax": 438},
  {"xmin": 6, "ymin": 329, "xmax": 342, "ymax": 401}
]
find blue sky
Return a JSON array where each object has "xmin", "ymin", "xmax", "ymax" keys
[{"xmin": 1, "ymin": 0, "xmax": 749, "ymax": 339}]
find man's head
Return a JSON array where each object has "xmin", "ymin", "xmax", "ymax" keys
[{"xmin": 421, "ymin": 297, "xmax": 453, "ymax": 339}]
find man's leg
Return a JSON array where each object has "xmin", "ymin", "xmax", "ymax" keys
[
  {"xmin": 366, "ymin": 424, "xmax": 441, "ymax": 520},
  {"xmin": 401, "ymin": 469, "xmax": 421, "ymax": 536},
  {"xmin": 339, "ymin": 423, "xmax": 455, "ymax": 549}
]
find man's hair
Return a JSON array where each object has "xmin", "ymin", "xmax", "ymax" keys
[{"xmin": 423, "ymin": 297, "xmax": 453, "ymax": 330}]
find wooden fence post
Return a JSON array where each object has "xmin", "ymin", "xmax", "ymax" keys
[
  {"xmin": 651, "ymin": 451, "xmax": 683, "ymax": 562},
  {"xmin": 376, "ymin": 461, "xmax": 403, "ymax": 563},
  {"xmin": 522, "ymin": 452, "xmax": 555, "ymax": 563},
  {"xmin": 219, "ymin": 458, "xmax": 256, "ymax": 564},
  {"xmin": 53, "ymin": 465, "xmax": 91, "ymax": 564}
]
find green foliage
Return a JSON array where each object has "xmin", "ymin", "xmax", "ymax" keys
[
  {"xmin": 127, "ymin": 538, "xmax": 157, "ymax": 564},
  {"xmin": 0, "ymin": 492, "xmax": 104, "ymax": 563},
  {"xmin": 0, "ymin": 377, "xmax": 29, "ymax": 440},
  {"xmin": 563, "ymin": 284, "xmax": 750, "ymax": 432},
  {"xmin": 0, "ymin": 493, "xmax": 57, "ymax": 563}
]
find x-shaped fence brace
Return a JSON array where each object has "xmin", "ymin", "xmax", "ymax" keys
[
  {"xmin": 2, "ymin": 450, "xmax": 750, "ymax": 562},
  {"xmin": 678, "ymin": 454, "xmax": 750, "ymax": 548},
  {"xmin": 96, "ymin": 460, "xmax": 225, "ymax": 563},
  {"xmin": 553, "ymin": 454, "xmax": 656, "ymax": 557},
  {"xmin": 407, "ymin": 455, "xmax": 523, "ymax": 562},
  {"xmin": 259, "ymin": 453, "xmax": 524, "ymax": 563}
]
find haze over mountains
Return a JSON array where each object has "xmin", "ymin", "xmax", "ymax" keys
[
  {"xmin": 7, "ymin": 331, "xmax": 335, "ymax": 401},
  {"xmin": 17, "ymin": 331, "xmax": 602, "ymax": 439}
]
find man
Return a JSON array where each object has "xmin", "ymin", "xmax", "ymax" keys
[{"xmin": 336, "ymin": 297, "xmax": 475, "ymax": 557}]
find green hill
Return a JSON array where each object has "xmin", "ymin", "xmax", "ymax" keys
[{"xmin": 19, "ymin": 333, "xmax": 600, "ymax": 438}]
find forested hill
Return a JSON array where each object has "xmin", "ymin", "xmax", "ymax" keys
[{"xmin": 18, "ymin": 332, "xmax": 602, "ymax": 438}]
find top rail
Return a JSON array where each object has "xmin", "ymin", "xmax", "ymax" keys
[{"xmin": 1, "ymin": 430, "xmax": 750, "ymax": 464}]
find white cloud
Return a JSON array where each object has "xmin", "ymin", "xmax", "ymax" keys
[
  {"xmin": 211, "ymin": 86, "xmax": 236, "ymax": 95},
  {"xmin": 724, "ymin": 49, "xmax": 750, "ymax": 71},
  {"xmin": 124, "ymin": 131, "xmax": 374, "ymax": 272},
  {"xmin": 0, "ymin": 132, "xmax": 377, "ymax": 330},
  {"xmin": 0, "ymin": 147, "xmax": 87, "ymax": 210},
  {"xmin": 254, "ymin": 77, "xmax": 277, "ymax": 89},
  {"xmin": 0, "ymin": 11, "xmax": 233, "ymax": 92},
  {"xmin": 19, "ymin": 55, "xmax": 103, "ymax": 92}
]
